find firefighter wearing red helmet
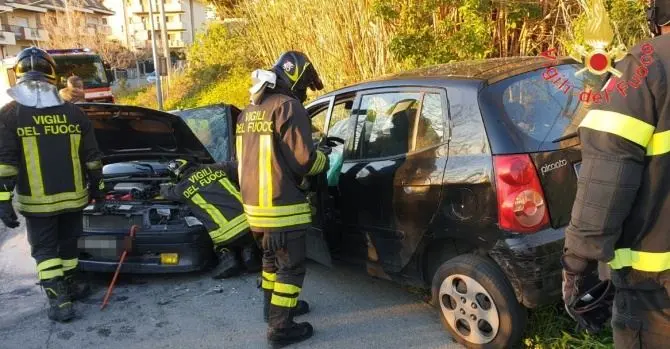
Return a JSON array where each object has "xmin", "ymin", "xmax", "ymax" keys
[
  {"xmin": 0, "ymin": 47, "xmax": 104, "ymax": 322},
  {"xmin": 562, "ymin": 1, "xmax": 670, "ymax": 347},
  {"xmin": 237, "ymin": 51, "xmax": 329, "ymax": 347}
]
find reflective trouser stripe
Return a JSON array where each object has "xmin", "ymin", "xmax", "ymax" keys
[
  {"xmin": 609, "ymin": 248, "xmax": 670, "ymax": 272},
  {"xmin": 191, "ymin": 192, "xmax": 228, "ymax": 224},
  {"xmin": 70, "ymin": 134, "xmax": 83, "ymax": 193},
  {"xmin": 0, "ymin": 164, "xmax": 18, "ymax": 177},
  {"xmin": 22, "ymin": 136, "xmax": 45, "ymax": 196},
  {"xmin": 262, "ymin": 271, "xmax": 276, "ymax": 290},
  {"xmin": 307, "ymin": 150, "xmax": 326, "ymax": 175},
  {"xmin": 209, "ymin": 214, "xmax": 250, "ymax": 245},
  {"xmin": 236, "ymin": 135, "xmax": 243, "ymax": 187},
  {"xmin": 579, "ymin": 110, "xmax": 655, "ymax": 147},
  {"xmin": 0, "ymin": 192, "xmax": 10, "ymax": 201},
  {"xmin": 271, "ymin": 294, "xmax": 298, "ymax": 308},
  {"xmin": 258, "ymin": 134, "xmax": 273, "ymax": 208},
  {"xmin": 61, "ymin": 258, "xmax": 78, "ymax": 272},
  {"xmin": 86, "ymin": 160, "xmax": 102, "ymax": 170},
  {"xmin": 274, "ymin": 283, "xmax": 301, "ymax": 295},
  {"xmin": 219, "ymin": 178, "xmax": 242, "ymax": 203},
  {"xmin": 271, "ymin": 282, "xmax": 301, "ymax": 308},
  {"xmin": 37, "ymin": 258, "xmax": 63, "ymax": 280},
  {"xmin": 646, "ymin": 130, "xmax": 670, "ymax": 156}
]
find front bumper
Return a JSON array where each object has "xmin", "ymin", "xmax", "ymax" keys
[
  {"xmin": 489, "ymin": 227, "xmax": 565, "ymax": 308},
  {"xmin": 78, "ymin": 225, "xmax": 216, "ymax": 274}
]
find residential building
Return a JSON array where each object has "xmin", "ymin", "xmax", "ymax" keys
[
  {"xmin": 0, "ymin": 0, "xmax": 114, "ymax": 58},
  {"xmin": 103, "ymin": 0, "xmax": 212, "ymax": 56}
]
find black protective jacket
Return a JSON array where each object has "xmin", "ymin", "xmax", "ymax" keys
[
  {"xmin": 0, "ymin": 101, "xmax": 103, "ymax": 216},
  {"xmin": 564, "ymin": 35, "xmax": 670, "ymax": 293},
  {"xmin": 161, "ymin": 162, "xmax": 249, "ymax": 247},
  {"xmin": 236, "ymin": 84, "xmax": 327, "ymax": 233}
]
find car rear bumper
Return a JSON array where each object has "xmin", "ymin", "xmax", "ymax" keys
[
  {"xmin": 78, "ymin": 226, "xmax": 216, "ymax": 274},
  {"xmin": 489, "ymin": 227, "xmax": 564, "ymax": 308}
]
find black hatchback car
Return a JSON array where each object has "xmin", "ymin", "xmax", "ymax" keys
[
  {"xmin": 77, "ymin": 103, "xmax": 240, "ymax": 273},
  {"xmin": 305, "ymin": 57, "xmax": 600, "ymax": 348}
]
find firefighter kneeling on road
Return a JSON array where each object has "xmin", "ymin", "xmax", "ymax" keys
[
  {"xmin": 0, "ymin": 47, "xmax": 105, "ymax": 322},
  {"xmin": 237, "ymin": 51, "xmax": 329, "ymax": 347},
  {"xmin": 160, "ymin": 159, "xmax": 261, "ymax": 279},
  {"xmin": 562, "ymin": 2, "xmax": 670, "ymax": 347}
]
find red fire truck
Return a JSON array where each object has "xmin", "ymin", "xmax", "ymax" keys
[{"xmin": 47, "ymin": 48, "xmax": 115, "ymax": 103}]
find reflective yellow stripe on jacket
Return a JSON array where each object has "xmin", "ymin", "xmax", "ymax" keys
[
  {"xmin": 22, "ymin": 136, "xmax": 45, "ymax": 196},
  {"xmin": 16, "ymin": 190, "xmax": 89, "ymax": 213},
  {"xmin": 0, "ymin": 164, "xmax": 18, "ymax": 177},
  {"xmin": 258, "ymin": 134, "xmax": 273, "ymax": 207},
  {"xmin": 209, "ymin": 213, "xmax": 250, "ymax": 245},
  {"xmin": 609, "ymin": 249, "xmax": 670, "ymax": 273},
  {"xmin": 236, "ymin": 135, "xmax": 243, "ymax": 187},
  {"xmin": 243, "ymin": 203, "xmax": 312, "ymax": 228}
]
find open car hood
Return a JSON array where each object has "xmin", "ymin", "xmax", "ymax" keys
[{"xmin": 79, "ymin": 103, "xmax": 214, "ymax": 163}]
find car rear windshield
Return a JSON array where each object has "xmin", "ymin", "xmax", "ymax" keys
[{"xmin": 480, "ymin": 63, "xmax": 605, "ymax": 152}]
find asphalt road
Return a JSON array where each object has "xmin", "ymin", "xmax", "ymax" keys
[{"xmin": 0, "ymin": 221, "xmax": 462, "ymax": 349}]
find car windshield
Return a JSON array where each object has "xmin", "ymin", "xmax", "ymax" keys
[
  {"xmin": 481, "ymin": 63, "xmax": 606, "ymax": 152},
  {"xmin": 173, "ymin": 104, "xmax": 232, "ymax": 162},
  {"xmin": 53, "ymin": 55, "xmax": 109, "ymax": 89}
]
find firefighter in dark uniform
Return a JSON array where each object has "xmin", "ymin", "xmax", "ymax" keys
[
  {"xmin": 237, "ymin": 51, "xmax": 328, "ymax": 347},
  {"xmin": 0, "ymin": 47, "xmax": 104, "ymax": 322},
  {"xmin": 160, "ymin": 159, "xmax": 261, "ymax": 278},
  {"xmin": 562, "ymin": 1, "xmax": 670, "ymax": 347}
]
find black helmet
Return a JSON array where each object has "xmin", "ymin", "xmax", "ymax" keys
[
  {"xmin": 568, "ymin": 280, "xmax": 615, "ymax": 333},
  {"xmin": 648, "ymin": 0, "xmax": 670, "ymax": 36},
  {"xmin": 14, "ymin": 47, "xmax": 57, "ymax": 85},
  {"xmin": 167, "ymin": 159, "xmax": 196, "ymax": 180},
  {"xmin": 271, "ymin": 51, "xmax": 324, "ymax": 103}
]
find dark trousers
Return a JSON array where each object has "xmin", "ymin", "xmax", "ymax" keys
[
  {"xmin": 612, "ymin": 288, "xmax": 670, "ymax": 349},
  {"xmin": 257, "ymin": 230, "xmax": 307, "ymax": 329},
  {"xmin": 25, "ymin": 212, "xmax": 83, "ymax": 281}
]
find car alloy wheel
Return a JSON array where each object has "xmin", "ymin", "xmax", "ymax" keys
[{"xmin": 439, "ymin": 273, "xmax": 500, "ymax": 345}]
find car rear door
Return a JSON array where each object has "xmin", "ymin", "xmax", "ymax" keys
[
  {"xmin": 480, "ymin": 63, "xmax": 605, "ymax": 228},
  {"xmin": 337, "ymin": 88, "xmax": 449, "ymax": 276}
]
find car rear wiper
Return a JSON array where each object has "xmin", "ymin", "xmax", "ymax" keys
[{"xmin": 551, "ymin": 131, "xmax": 579, "ymax": 143}]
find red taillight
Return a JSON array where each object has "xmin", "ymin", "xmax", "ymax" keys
[{"xmin": 494, "ymin": 154, "xmax": 550, "ymax": 233}]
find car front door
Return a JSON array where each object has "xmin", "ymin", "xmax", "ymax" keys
[{"xmin": 338, "ymin": 88, "xmax": 450, "ymax": 277}]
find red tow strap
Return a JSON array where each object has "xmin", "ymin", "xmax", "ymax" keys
[{"xmin": 100, "ymin": 224, "xmax": 138, "ymax": 310}]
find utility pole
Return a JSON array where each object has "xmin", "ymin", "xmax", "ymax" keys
[
  {"xmin": 148, "ymin": 0, "xmax": 163, "ymax": 110},
  {"xmin": 158, "ymin": 0, "xmax": 171, "ymax": 100}
]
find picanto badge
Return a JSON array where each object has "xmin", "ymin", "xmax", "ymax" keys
[{"xmin": 570, "ymin": 0, "xmax": 627, "ymax": 77}]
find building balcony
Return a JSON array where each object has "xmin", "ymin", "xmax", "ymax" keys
[
  {"xmin": 0, "ymin": 29, "xmax": 16, "ymax": 45},
  {"xmin": 142, "ymin": 21, "xmax": 185, "ymax": 31},
  {"xmin": 7, "ymin": 25, "xmax": 25, "ymax": 40},
  {"xmin": 168, "ymin": 39, "xmax": 184, "ymax": 48},
  {"xmin": 23, "ymin": 27, "xmax": 48, "ymax": 41},
  {"xmin": 134, "ymin": 1, "xmax": 185, "ymax": 14}
]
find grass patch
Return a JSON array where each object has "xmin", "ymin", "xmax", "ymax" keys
[{"xmin": 524, "ymin": 304, "xmax": 613, "ymax": 349}]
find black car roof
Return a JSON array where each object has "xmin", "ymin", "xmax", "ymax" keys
[{"xmin": 321, "ymin": 56, "xmax": 576, "ymax": 97}]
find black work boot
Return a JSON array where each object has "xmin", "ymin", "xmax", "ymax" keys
[
  {"xmin": 267, "ymin": 305, "xmax": 313, "ymax": 348},
  {"xmin": 63, "ymin": 270, "xmax": 91, "ymax": 301},
  {"xmin": 241, "ymin": 245, "xmax": 262, "ymax": 273},
  {"xmin": 41, "ymin": 277, "xmax": 76, "ymax": 323},
  {"xmin": 263, "ymin": 292, "xmax": 310, "ymax": 322},
  {"xmin": 212, "ymin": 248, "xmax": 243, "ymax": 279}
]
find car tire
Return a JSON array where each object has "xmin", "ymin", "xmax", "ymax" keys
[{"xmin": 431, "ymin": 254, "xmax": 526, "ymax": 349}]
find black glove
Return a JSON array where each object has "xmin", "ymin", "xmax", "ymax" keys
[
  {"xmin": 88, "ymin": 169, "xmax": 106, "ymax": 201},
  {"xmin": 262, "ymin": 231, "xmax": 287, "ymax": 252},
  {"xmin": 561, "ymin": 255, "xmax": 608, "ymax": 332},
  {"xmin": 0, "ymin": 200, "xmax": 19, "ymax": 229}
]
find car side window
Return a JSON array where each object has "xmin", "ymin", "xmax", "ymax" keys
[
  {"xmin": 310, "ymin": 106, "xmax": 328, "ymax": 143},
  {"xmin": 354, "ymin": 92, "xmax": 421, "ymax": 159},
  {"xmin": 414, "ymin": 93, "xmax": 446, "ymax": 150}
]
